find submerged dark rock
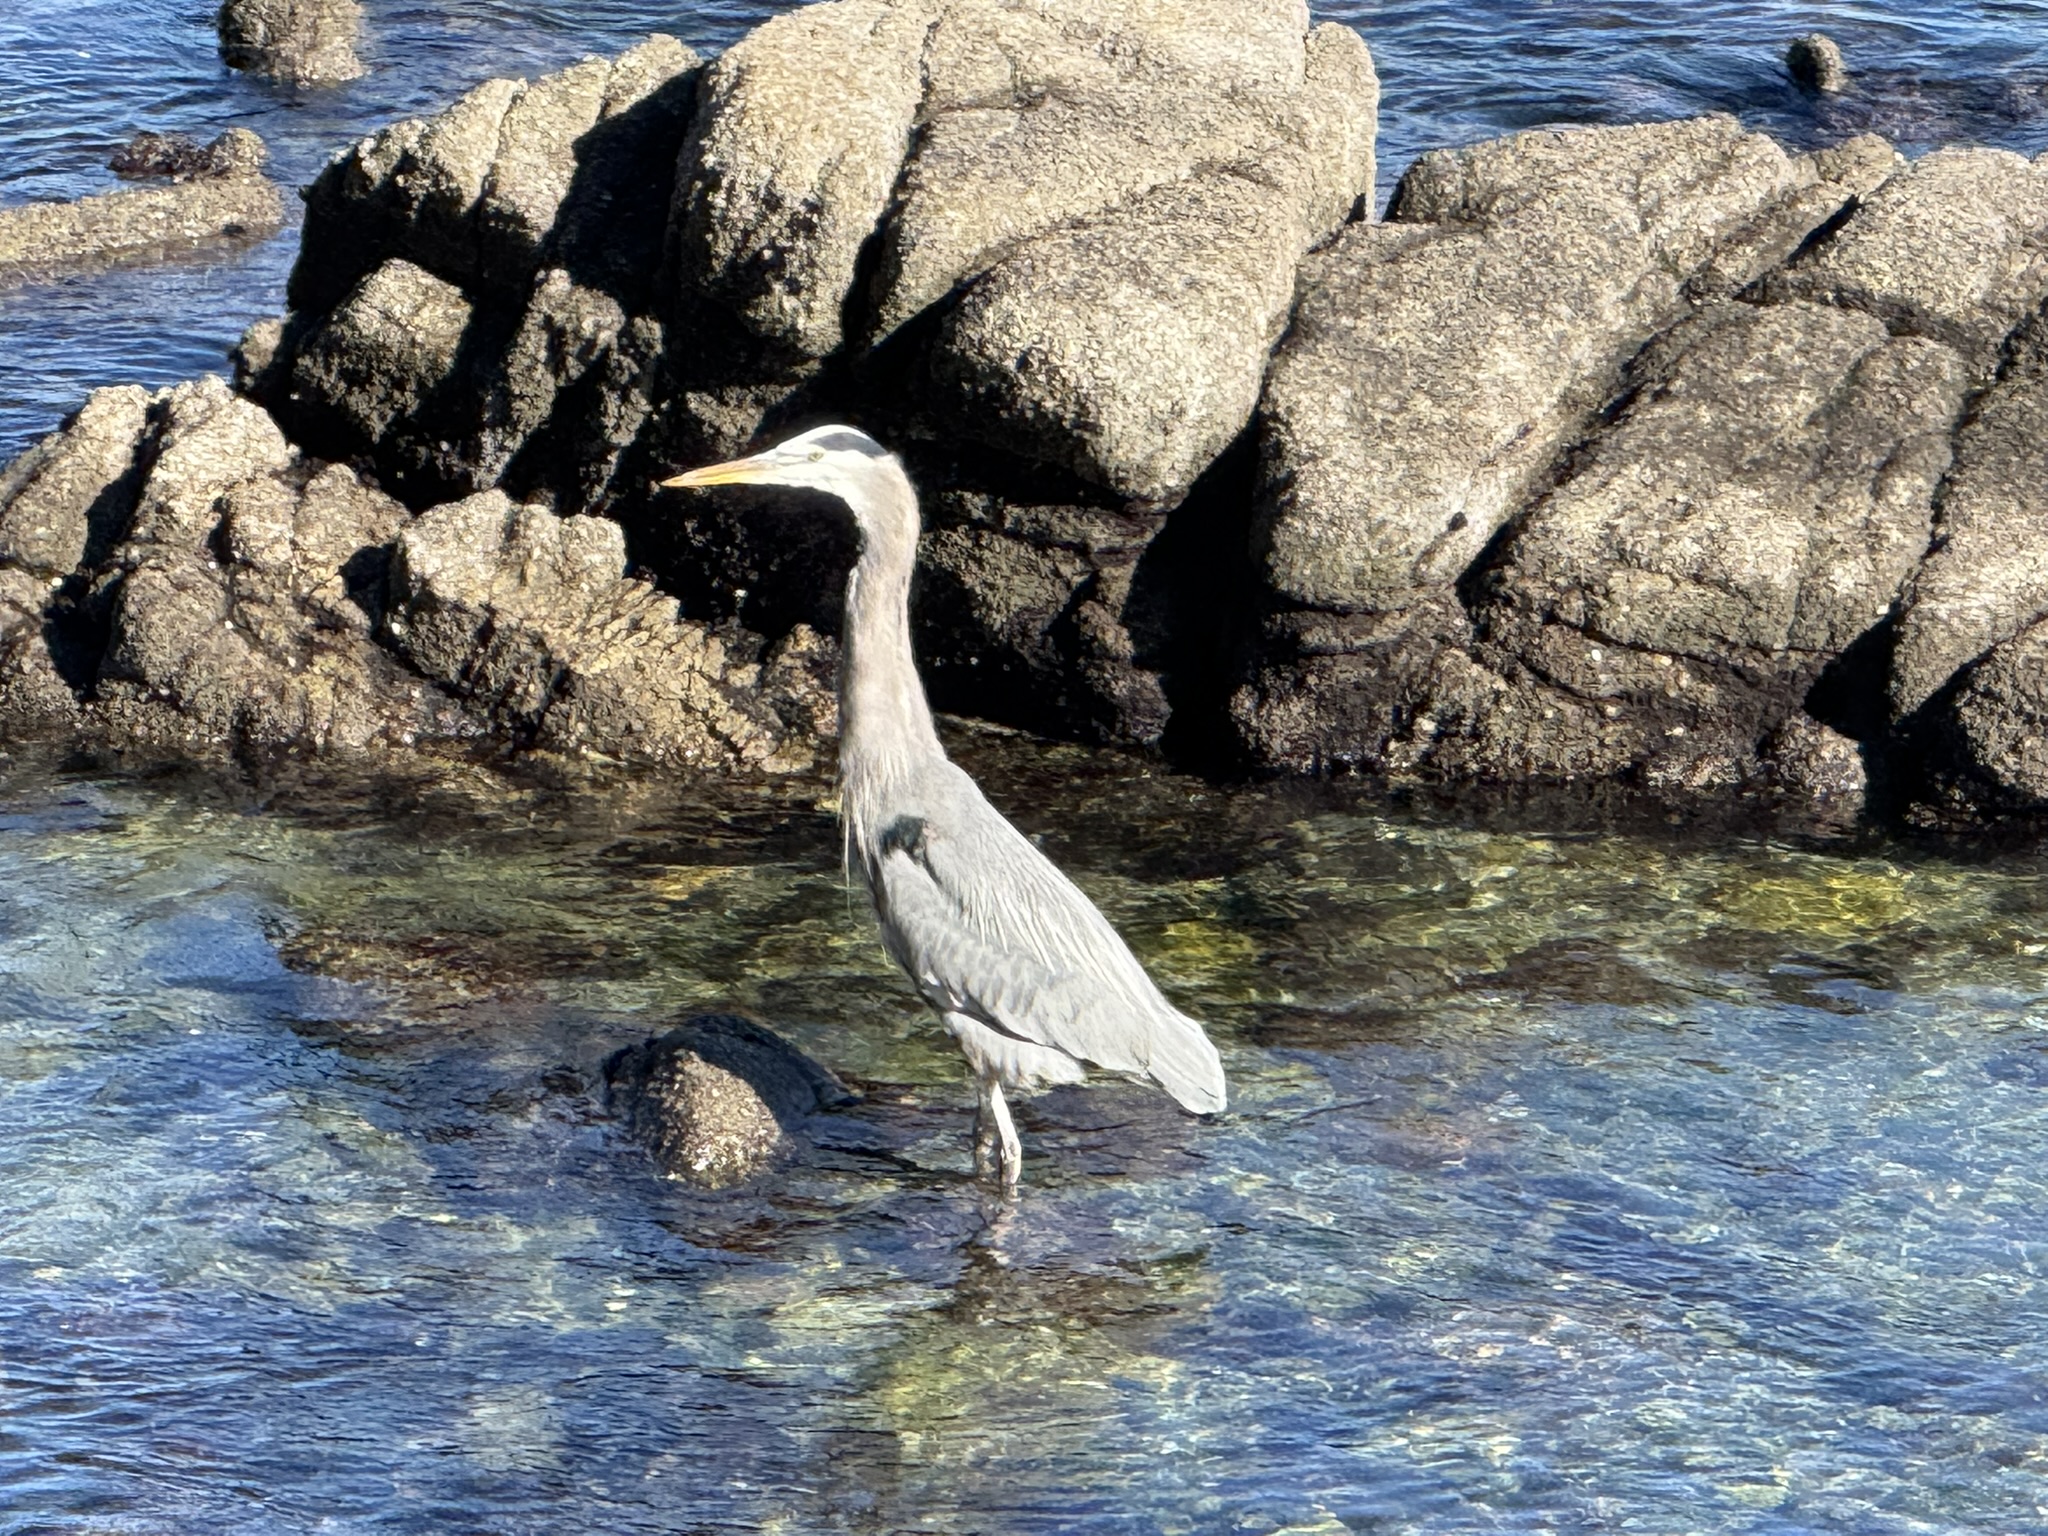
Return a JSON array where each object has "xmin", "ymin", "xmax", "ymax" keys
[
  {"xmin": 1808, "ymin": 67, "xmax": 2048, "ymax": 151},
  {"xmin": 604, "ymin": 1013, "xmax": 854, "ymax": 1186},
  {"xmin": 110, "ymin": 128, "xmax": 267, "ymax": 182}
]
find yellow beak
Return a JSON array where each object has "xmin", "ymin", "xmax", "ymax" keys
[{"xmin": 659, "ymin": 454, "xmax": 771, "ymax": 489}]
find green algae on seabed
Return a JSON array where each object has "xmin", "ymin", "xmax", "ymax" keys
[{"xmin": 4, "ymin": 737, "xmax": 2048, "ymax": 1532}]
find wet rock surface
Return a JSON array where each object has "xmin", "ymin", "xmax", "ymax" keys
[
  {"xmin": 8, "ymin": 1, "xmax": 2048, "ymax": 829},
  {"xmin": 217, "ymin": 0, "xmax": 366, "ymax": 86},
  {"xmin": 604, "ymin": 1013, "xmax": 855, "ymax": 1186},
  {"xmin": 1788, "ymin": 34, "xmax": 1849, "ymax": 95},
  {"xmin": 0, "ymin": 129, "xmax": 282, "ymax": 283},
  {"xmin": 1918, "ymin": 620, "xmax": 2048, "ymax": 819},
  {"xmin": 110, "ymin": 129, "xmax": 269, "ymax": 182}
]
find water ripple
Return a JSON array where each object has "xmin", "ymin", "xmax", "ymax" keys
[{"xmin": 1, "ymin": 741, "xmax": 2047, "ymax": 1527}]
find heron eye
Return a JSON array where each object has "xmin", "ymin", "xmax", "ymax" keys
[{"xmin": 808, "ymin": 449, "xmax": 825, "ymax": 462}]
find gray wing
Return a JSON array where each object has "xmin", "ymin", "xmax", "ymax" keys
[{"xmin": 863, "ymin": 761, "xmax": 1225, "ymax": 1113}]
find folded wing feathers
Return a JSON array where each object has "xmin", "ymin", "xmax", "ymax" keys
[{"xmin": 873, "ymin": 783, "xmax": 1227, "ymax": 1115}]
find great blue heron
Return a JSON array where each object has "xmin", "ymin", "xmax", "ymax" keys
[{"xmin": 662, "ymin": 424, "xmax": 1227, "ymax": 1188}]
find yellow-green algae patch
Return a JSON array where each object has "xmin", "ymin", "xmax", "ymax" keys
[{"xmin": 10, "ymin": 738, "xmax": 2048, "ymax": 1531}]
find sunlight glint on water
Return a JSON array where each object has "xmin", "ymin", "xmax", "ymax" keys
[{"xmin": 3, "ymin": 737, "xmax": 2048, "ymax": 1531}]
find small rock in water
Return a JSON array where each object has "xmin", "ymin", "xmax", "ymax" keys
[
  {"xmin": 1788, "ymin": 33, "xmax": 1851, "ymax": 94},
  {"xmin": 604, "ymin": 1014, "xmax": 853, "ymax": 1187},
  {"xmin": 0, "ymin": 129, "xmax": 281, "ymax": 282},
  {"xmin": 1762, "ymin": 716, "xmax": 1867, "ymax": 805},
  {"xmin": 110, "ymin": 128, "xmax": 266, "ymax": 182},
  {"xmin": 217, "ymin": 0, "xmax": 365, "ymax": 85}
]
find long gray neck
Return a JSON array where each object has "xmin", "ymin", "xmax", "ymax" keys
[{"xmin": 837, "ymin": 462, "xmax": 943, "ymax": 792}]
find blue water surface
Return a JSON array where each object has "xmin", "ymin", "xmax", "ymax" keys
[{"xmin": 4, "ymin": 738, "xmax": 2048, "ymax": 1533}]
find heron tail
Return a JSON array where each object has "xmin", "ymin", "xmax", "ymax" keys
[{"xmin": 1146, "ymin": 1008, "xmax": 1227, "ymax": 1114}]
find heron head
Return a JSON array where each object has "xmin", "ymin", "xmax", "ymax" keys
[{"xmin": 661, "ymin": 424, "xmax": 897, "ymax": 501}]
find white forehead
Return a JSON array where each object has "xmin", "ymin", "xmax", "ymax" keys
[{"xmin": 770, "ymin": 424, "xmax": 889, "ymax": 460}]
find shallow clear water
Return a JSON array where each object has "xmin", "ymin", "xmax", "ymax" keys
[
  {"xmin": 9, "ymin": 3, "xmax": 2048, "ymax": 1529},
  {"xmin": 4, "ymin": 1, "xmax": 2048, "ymax": 458},
  {"xmin": 5, "ymin": 735, "xmax": 2048, "ymax": 1531}
]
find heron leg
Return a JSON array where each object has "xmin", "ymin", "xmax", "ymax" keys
[
  {"xmin": 985, "ymin": 1078, "xmax": 1022, "ymax": 1191},
  {"xmin": 972, "ymin": 1078, "xmax": 1001, "ymax": 1180},
  {"xmin": 945, "ymin": 1012, "xmax": 1027, "ymax": 1190}
]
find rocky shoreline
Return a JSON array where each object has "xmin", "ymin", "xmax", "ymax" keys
[
  {"xmin": 0, "ymin": 128, "xmax": 282, "ymax": 285},
  {"xmin": 6, "ymin": 0, "xmax": 2048, "ymax": 832}
]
